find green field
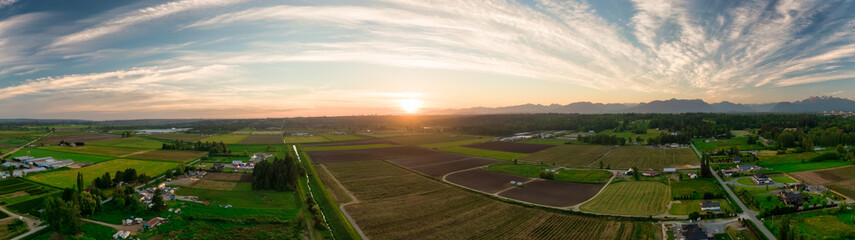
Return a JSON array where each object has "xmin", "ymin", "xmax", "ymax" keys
[
  {"xmin": 671, "ymin": 178, "xmax": 726, "ymax": 199},
  {"xmin": 10, "ymin": 148, "xmax": 114, "ymax": 163},
  {"xmin": 87, "ymin": 137, "xmax": 165, "ymax": 149},
  {"xmin": 580, "ymin": 181, "xmax": 669, "ymax": 216},
  {"xmin": 760, "ymin": 161, "xmax": 850, "ymax": 173},
  {"xmin": 599, "ymin": 129, "xmax": 666, "ymax": 141},
  {"xmin": 147, "ymin": 133, "xmax": 207, "ymax": 141},
  {"xmin": 318, "ymin": 133, "xmax": 364, "ymax": 141},
  {"xmin": 27, "ymin": 159, "xmax": 178, "ymax": 189},
  {"xmin": 125, "ymin": 150, "xmax": 207, "ymax": 162},
  {"xmin": 283, "ymin": 135, "xmax": 328, "ymax": 144},
  {"xmin": 435, "ymin": 146, "xmax": 527, "ymax": 160},
  {"xmin": 176, "ymin": 185, "xmax": 299, "ymax": 210},
  {"xmin": 302, "ymin": 144, "xmax": 399, "ymax": 152},
  {"xmin": 518, "ymin": 144, "xmax": 613, "ymax": 167},
  {"xmin": 485, "ymin": 163, "xmax": 612, "ymax": 183},
  {"xmin": 42, "ymin": 145, "xmax": 146, "ymax": 158},
  {"xmin": 692, "ymin": 137, "xmax": 763, "ymax": 153},
  {"xmin": 598, "ymin": 146, "xmax": 699, "ymax": 170},
  {"xmin": 771, "ymin": 175, "xmax": 798, "ymax": 183},
  {"xmin": 758, "ymin": 151, "xmax": 821, "ymax": 164},
  {"xmin": 737, "ymin": 178, "xmax": 758, "ymax": 186},
  {"xmin": 200, "ymin": 134, "xmax": 249, "ymax": 144},
  {"xmin": 668, "ymin": 199, "xmax": 733, "ymax": 215},
  {"xmin": 419, "ymin": 138, "xmax": 490, "ymax": 149},
  {"xmin": 764, "ymin": 210, "xmax": 855, "ymax": 240},
  {"xmin": 227, "ymin": 144, "xmax": 288, "ymax": 157}
]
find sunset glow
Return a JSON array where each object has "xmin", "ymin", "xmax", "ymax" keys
[{"xmin": 399, "ymin": 99, "xmax": 423, "ymax": 114}]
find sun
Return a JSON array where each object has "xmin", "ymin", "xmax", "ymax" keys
[{"xmin": 399, "ymin": 99, "xmax": 423, "ymax": 113}]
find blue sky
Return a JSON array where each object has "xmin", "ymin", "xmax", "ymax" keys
[{"xmin": 0, "ymin": 0, "xmax": 853, "ymax": 120}]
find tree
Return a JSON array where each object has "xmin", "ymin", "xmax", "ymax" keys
[
  {"xmin": 599, "ymin": 161, "xmax": 604, "ymax": 169},
  {"xmin": 41, "ymin": 197, "xmax": 82, "ymax": 235},
  {"xmin": 778, "ymin": 132, "xmax": 796, "ymax": 148},
  {"xmin": 838, "ymin": 144, "xmax": 846, "ymax": 154},
  {"xmin": 78, "ymin": 191, "xmax": 100, "ymax": 216},
  {"xmin": 779, "ymin": 215, "xmax": 790, "ymax": 240},
  {"xmin": 76, "ymin": 172, "xmax": 84, "ymax": 192},
  {"xmin": 689, "ymin": 211, "xmax": 700, "ymax": 221},
  {"xmin": 632, "ymin": 167, "xmax": 640, "ymax": 180},
  {"xmin": 150, "ymin": 188, "xmax": 166, "ymax": 213}
]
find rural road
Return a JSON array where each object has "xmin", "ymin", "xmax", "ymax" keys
[
  {"xmin": 82, "ymin": 218, "xmax": 141, "ymax": 232},
  {"xmin": 0, "ymin": 205, "xmax": 45, "ymax": 240},
  {"xmin": 691, "ymin": 144, "xmax": 777, "ymax": 240},
  {"xmin": 0, "ymin": 131, "xmax": 53, "ymax": 159}
]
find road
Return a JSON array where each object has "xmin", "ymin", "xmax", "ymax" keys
[
  {"xmin": 691, "ymin": 144, "xmax": 777, "ymax": 240},
  {"xmin": 0, "ymin": 206, "xmax": 46, "ymax": 240}
]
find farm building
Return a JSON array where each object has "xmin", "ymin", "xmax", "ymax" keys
[
  {"xmin": 699, "ymin": 200, "xmax": 721, "ymax": 212},
  {"xmin": 2, "ymin": 161, "xmax": 24, "ymax": 168},
  {"xmin": 641, "ymin": 171, "xmax": 660, "ymax": 177},
  {"xmin": 112, "ymin": 230, "xmax": 131, "ymax": 239},
  {"xmin": 145, "ymin": 217, "xmax": 168, "ymax": 229},
  {"xmin": 752, "ymin": 173, "xmax": 772, "ymax": 185},
  {"xmin": 778, "ymin": 190, "xmax": 804, "ymax": 206},
  {"xmin": 11, "ymin": 156, "xmax": 33, "ymax": 161},
  {"xmin": 737, "ymin": 164, "xmax": 760, "ymax": 172},
  {"xmin": 24, "ymin": 157, "xmax": 74, "ymax": 169},
  {"xmin": 12, "ymin": 167, "xmax": 47, "ymax": 176},
  {"xmin": 250, "ymin": 153, "xmax": 274, "ymax": 162},
  {"xmin": 663, "ymin": 168, "xmax": 677, "ymax": 173},
  {"xmin": 720, "ymin": 168, "xmax": 739, "ymax": 177}
]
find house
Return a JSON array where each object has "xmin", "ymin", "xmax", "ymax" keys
[
  {"xmin": 732, "ymin": 155, "xmax": 742, "ymax": 163},
  {"xmin": 720, "ymin": 168, "xmax": 739, "ymax": 177},
  {"xmin": 663, "ymin": 168, "xmax": 677, "ymax": 174},
  {"xmin": 624, "ymin": 168, "xmax": 634, "ymax": 175},
  {"xmin": 145, "ymin": 217, "xmax": 167, "ymax": 229},
  {"xmin": 250, "ymin": 153, "xmax": 274, "ymax": 162},
  {"xmin": 737, "ymin": 164, "xmax": 760, "ymax": 172},
  {"xmin": 112, "ymin": 230, "xmax": 130, "ymax": 239},
  {"xmin": 678, "ymin": 224, "xmax": 714, "ymax": 240},
  {"xmin": 700, "ymin": 200, "xmax": 721, "ymax": 212},
  {"xmin": 752, "ymin": 173, "xmax": 773, "ymax": 185},
  {"xmin": 779, "ymin": 190, "xmax": 804, "ymax": 206},
  {"xmin": 0, "ymin": 172, "xmax": 9, "ymax": 179},
  {"xmin": 641, "ymin": 171, "xmax": 660, "ymax": 177}
]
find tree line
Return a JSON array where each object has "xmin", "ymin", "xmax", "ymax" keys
[
  {"xmin": 162, "ymin": 140, "xmax": 231, "ymax": 154},
  {"xmin": 252, "ymin": 156, "xmax": 299, "ymax": 191}
]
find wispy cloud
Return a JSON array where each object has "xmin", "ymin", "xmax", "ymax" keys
[
  {"xmin": 48, "ymin": 0, "xmax": 244, "ymax": 48},
  {"xmin": 0, "ymin": 0, "xmax": 17, "ymax": 9}
]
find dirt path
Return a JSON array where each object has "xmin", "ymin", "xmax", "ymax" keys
[
  {"xmin": 0, "ymin": 205, "xmax": 47, "ymax": 240},
  {"xmin": 568, "ymin": 170, "xmax": 618, "ymax": 210},
  {"xmin": 493, "ymin": 178, "xmax": 540, "ymax": 196},
  {"xmin": 0, "ymin": 131, "xmax": 53, "ymax": 159},
  {"xmin": 81, "ymin": 218, "xmax": 141, "ymax": 232},
  {"xmin": 585, "ymin": 146, "xmax": 617, "ymax": 167},
  {"xmin": 120, "ymin": 149, "xmax": 152, "ymax": 157},
  {"xmin": 318, "ymin": 164, "xmax": 358, "ymax": 205}
]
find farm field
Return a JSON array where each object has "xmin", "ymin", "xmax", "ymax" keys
[
  {"xmin": 518, "ymin": 144, "xmax": 613, "ymax": 167},
  {"xmin": 0, "ymin": 178, "xmax": 58, "ymax": 207},
  {"xmin": 764, "ymin": 210, "xmax": 855, "ymax": 240},
  {"xmin": 315, "ymin": 165, "xmax": 353, "ymax": 203},
  {"xmin": 200, "ymin": 134, "xmax": 249, "ymax": 144},
  {"xmin": 227, "ymin": 144, "xmax": 288, "ymax": 157},
  {"xmin": 759, "ymin": 160, "xmax": 850, "ymax": 173},
  {"xmin": 791, "ymin": 166, "xmax": 855, "ymax": 198},
  {"xmin": 485, "ymin": 163, "xmax": 612, "ymax": 183},
  {"xmin": 125, "ymin": 149, "xmax": 207, "ymax": 162},
  {"xmin": 598, "ymin": 146, "xmax": 699, "ymax": 169},
  {"xmin": 419, "ymin": 138, "xmax": 490, "ymax": 149},
  {"xmin": 42, "ymin": 145, "xmax": 146, "ymax": 158},
  {"xmin": 251, "ymin": 131, "xmax": 282, "ymax": 135},
  {"xmin": 434, "ymin": 146, "xmax": 527, "ymax": 160},
  {"xmin": 146, "ymin": 133, "xmax": 207, "ymax": 141},
  {"xmin": 238, "ymin": 134, "xmax": 284, "ymax": 144},
  {"xmin": 757, "ymin": 151, "xmax": 820, "ymax": 163},
  {"xmin": 306, "ymin": 146, "xmax": 436, "ymax": 164},
  {"xmin": 304, "ymin": 138, "xmax": 396, "ymax": 147},
  {"xmin": 87, "ymin": 137, "xmax": 165, "ymax": 149},
  {"xmin": 498, "ymin": 180, "xmax": 603, "ymax": 207},
  {"xmin": 9, "ymin": 147, "xmax": 114, "ymax": 163},
  {"xmin": 599, "ymin": 129, "xmax": 666, "ymax": 141},
  {"xmin": 409, "ymin": 158, "xmax": 499, "ymax": 177},
  {"xmin": 175, "ymin": 184, "xmax": 298, "ymax": 210},
  {"xmin": 302, "ymin": 143, "xmax": 399, "ymax": 152},
  {"xmin": 771, "ymin": 175, "xmax": 798, "ymax": 183},
  {"xmin": 318, "ymin": 133, "xmax": 364, "ymax": 141},
  {"xmin": 580, "ymin": 181, "xmax": 670, "ymax": 216},
  {"xmin": 324, "ymin": 159, "xmax": 660, "ymax": 239},
  {"xmin": 283, "ymin": 135, "xmax": 328, "ymax": 143},
  {"xmin": 384, "ymin": 134, "xmax": 479, "ymax": 145},
  {"xmin": 671, "ymin": 178, "xmax": 726, "ymax": 199},
  {"xmin": 692, "ymin": 137, "xmax": 762, "ymax": 152},
  {"xmin": 668, "ymin": 199, "xmax": 733, "ymax": 215},
  {"xmin": 461, "ymin": 141, "xmax": 555, "ymax": 154},
  {"xmin": 27, "ymin": 159, "xmax": 178, "ymax": 189},
  {"xmin": 446, "ymin": 169, "xmax": 531, "ymax": 194},
  {"xmin": 518, "ymin": 138, "xmax": 569, "ymax": 145},
  {"xmin": 40, "ymin": 133, "xmax": 120, "ymax": 143}
]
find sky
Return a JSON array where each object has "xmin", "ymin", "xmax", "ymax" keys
[{"xmin": 0, "ymin": 0, "xmax": 853, "ymax": 120}]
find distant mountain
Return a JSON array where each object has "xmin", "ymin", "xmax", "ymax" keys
[
  {"xmin": 770, "ymin": 96, "xmax": 855, "ymax": 113},
  {"xmin": 429, "ymin": 96, "xmax": 855, "ymax": 115},
  {"xmin": 623, "ymin": 99, "xmax": 716, "ymax": 113}
]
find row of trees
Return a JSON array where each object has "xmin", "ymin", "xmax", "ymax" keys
[
  {"xmin": 42, "ymin": 173, "xmax": 104, "ymax": 235},
  {"xmin": 252, "ymin": 156, "xmax": 300, "ymax": 191},
  {"xmin": 91, "ymin": 168, "xmax": 152, "ymax": 189},
  {"xmin": 162, "ymin": 140, "xmax": 231, "ymax": 155}
]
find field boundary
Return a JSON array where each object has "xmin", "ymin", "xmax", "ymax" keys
[
  {"xmin": 318, "ymin": 164, "xmax": 358, "ymax": 205},
  {"xmin": 569, "ymin": 170, "xmax": 618, "ymax": 210},
  {"xmin": 585, "ymin": 146, "xmax": 617, "ymax": 167}
]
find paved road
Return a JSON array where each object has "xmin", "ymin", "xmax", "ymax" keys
[
  {"xmin": 691, "ymin": 144, "xmax": 777, "ymax": 240},
  {"xmin": 0, "ymin": 131, "xmax": 53, "ymax": 159}
]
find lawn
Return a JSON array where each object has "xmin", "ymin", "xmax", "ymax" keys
[
  {"xmin": 668, "ymin": 199, "xmax": 733, "ymax": 215},
  {"xmin": 770, "ymin": 175, "xmax": 798, "ymax": 184},
  {"xmin": 302, "ymin": 144, "xmax": 399, "ymax": 152},
  {"xmin": 485, "ymin": 163, "xmax": 612, "ymax": 184},
  {"xmin": 191, "ymin": 180, "xmax": 237, "ymax": 191},
  {"xmin": 435, "ymin": 146, "xmax": 527, "ymax": 160},
  {"xmin": 598, "ymin": 146, "xmax": 699, "ymax": 170},
  {"xmin": 9, "ymin": 148, "xmax": 114, "ymax": 163},
  {"xmin": 580, "ymin": 181, "xmax": 670, "ymax": 216},
  {"xmin": 175, "ymin": 185, "xmax": 299, "ymax": 210},
  {"xmin": 737, "ymin": 178, "xmax": 758, "ymax": 186},
  {"xmin": 80, "ymin": 223, "xmax": 116, "ymax": 240},
  {"xmin": 518, "ymin": 144, "xmax": 613, "ymax": 167},
  {"xmin": 26, "ymin": 159, "xmax": 178, "ymax": 189},
  {"xmin": 87, "ymin": 137, "xmax": 165, "ymax": 149},
  {"xmin": 760, "ymin": 161, "xmax": 851, "ymax": 173},
  {"xmin": 200, "ymin": 135, "xmax": 249, "ymax": 144},
  {"xmin": 671, "ymin": 178, "xmax": 726, "ymax": 199},
  {"xmin": 318, "ymin": 133, "xmax": 364, "ymax": 141},
  {"xmin": 283, "ymin": 135, "xmax": 328, "ymax": 144}
]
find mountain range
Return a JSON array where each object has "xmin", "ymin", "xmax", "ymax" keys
[{"xmin": 431, "ymin": 96, "xmax": 855, "ymax": 115}]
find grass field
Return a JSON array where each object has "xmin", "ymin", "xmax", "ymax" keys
[
  {"xmin": 228, "ymin": 144, "xmax": 288, "ymax": 157},
  {"xmin": 669, "ymin": 199, "xmax": 733, "ymax": 215},
  {"xmin": 10, "ymin": 148, "xmax": 114, "ymax": 163},
  {"xmin": 692, "ymin": 137, "xmax": 763, "ymax": 153},
  {"xmin": 200, "ymin": 135, "xmax": 249, "ymax": 144},
  {"xmin": 87, "ymin": 137, "xmax": 165, "ymax": 149},
  {"xmin": 27, "ymin": 159, "xmax": 178, "ymax": 189},
  {"xmin": 758, "ymin": 151, "xmax": 821, "ymax": 164},
  {"xmin": 191, "ymin": 180, "xmax": 238, "ymax": 190},
  {"xmin": 518, "ymin": 139, "xmax": 569, "ymax": 145},
  {"xmin": 318, "ymin": 134, "xmax": 364, "ymax": 141},
  {"xmin": 175, "ymin": 185, "xmax": 298, "ymax": 210},
  {"xmin": 518, "ymin": 144, "xmax": 613, "ymax": 167},
  {"xmin": 42, "ymin": 145, "xmax": 146, "ymax": 158},
  {"xmin": 764, "ymin": 210, "xmax": 855, "ymax": 239},
  {"xmin": 580, "ymin": 181, "xmax": 670, "ymax": 216},
  {"xmin": 791, "ymin": 166, "xmax": 855, "ymax": 199},
  {"xmin": 599, "ymin": 129, "xmax": 666, "ymax": 141},
  {"xmin": 759, "ymin": 160, "xmax": 850, "ymax": 173},
  {"xmin": 283, "ymin": 135, "xmax": 328, "ymax": 143},
  {"xmin": 771, "ymin": 175, "xmax": 798, "ymax": 183},
  {"xmin": 671, "ymin": 178, "xmax": 726, "ymax": 199},
  {"xmin": 485, "ymin": 163, "xmax": 612, "ymax": 183},
  {"xmin": 238, "ymin": 134, "xmax": 284, "ymax": 144},
  {"xmin": 302, "ymin": 144, "xmax": 399, "ymax": 152},
  {"xmin": 598, "ymin": 146, "xmax": 699, "ymax": 169},
  {"xmin": 125, "ymin": 150, "xmax": 206, "ymax": 162},
  {"xmin": 252, "ymin": 131, "xmax": 282, "ymax": 135},
  {"xmin": 435, "ymin": 146, "xmax": 527, "ymax": 160},
  {"xmin": 737, "ymin": 178, "xmax": 758, "ymax": 186},
  {"xmin": 146, "ymin": 133, "xmax": 207, "ymax": 141}
]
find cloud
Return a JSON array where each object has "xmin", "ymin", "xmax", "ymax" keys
[
  {"xmin": 48, "ymin": 0, "xmax": 244, "ymax": 48},
  {"xmin": 0, "ymin": 0, "xmax": 17, "ymax": 9}
]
